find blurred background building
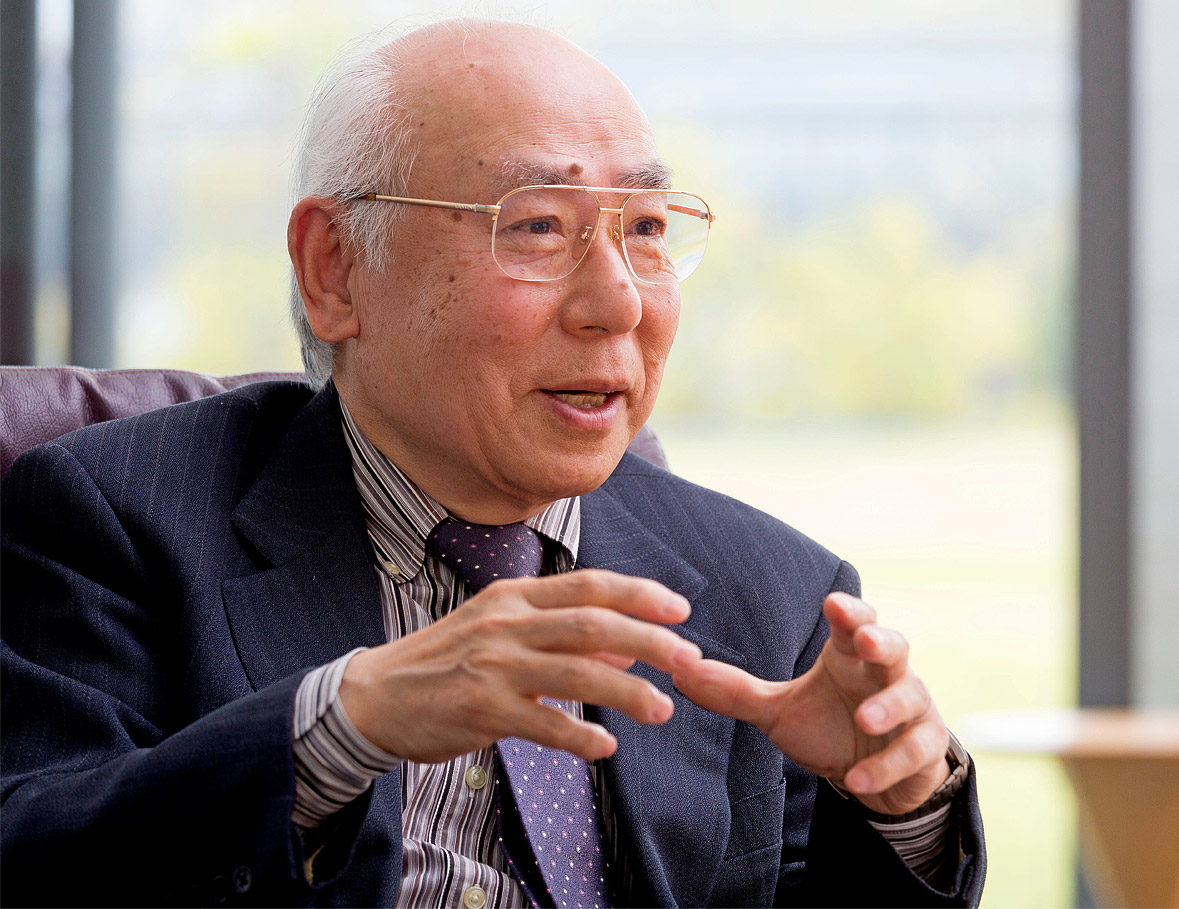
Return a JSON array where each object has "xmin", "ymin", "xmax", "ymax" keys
[{"xmin": 3, "ymin": 1, "xmax": 1176, "ymax": 905}]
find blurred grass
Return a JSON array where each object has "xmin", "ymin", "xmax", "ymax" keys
[{"xmin": 655, "ymin": 415, "xmax": 1077, "ymax": 908}]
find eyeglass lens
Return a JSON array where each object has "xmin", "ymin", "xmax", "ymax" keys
[{"xmin": 491, "ymin": 188, "xmax": 711, "ymax": 284}]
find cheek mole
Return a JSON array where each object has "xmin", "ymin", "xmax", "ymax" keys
[
  {"xmin": 452, "ymin": 211, "xmax": 462, "ymax": 221},
  {"xmin": 569, "ymin": 162, "xmax": 584, "ymax": 176}
]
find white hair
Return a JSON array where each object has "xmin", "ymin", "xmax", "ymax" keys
[
  {"xmin": 288, "ymin": 33, "xmax": 419, "ymax": 387},
  {"xmin": 289, "ymin": 17, "xmax": 559, "ymax": 386}
]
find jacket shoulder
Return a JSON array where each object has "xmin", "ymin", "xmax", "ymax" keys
[{"xmin": 599, "ymin": 451, "xmax": 847, "ymax": 586}]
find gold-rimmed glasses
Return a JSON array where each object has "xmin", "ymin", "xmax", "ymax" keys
[{"xmin": 352, "ymin": 185, "xmax": 715, "ymax": 285}]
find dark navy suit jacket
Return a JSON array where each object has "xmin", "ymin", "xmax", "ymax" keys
[{"xmin": 1, "ymin": 382, "xmax": 985, "ymax": 907}]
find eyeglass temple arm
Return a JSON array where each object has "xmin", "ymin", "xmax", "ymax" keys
[
  {"xmin": 353, "ymin": 193, "xmax": 500, "ymax": 215},
  {"xmin": 667, "ymin": 202, "xmax": 716, "ymax": 222}
]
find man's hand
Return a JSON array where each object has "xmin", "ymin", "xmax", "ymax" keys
[
  {"xmin": 338, "ymin": 569, "xmax": 702, "ymax": 764},
  {"xmin": 671, "ymin": 592, "xmax": 950, "ymax": 816}
]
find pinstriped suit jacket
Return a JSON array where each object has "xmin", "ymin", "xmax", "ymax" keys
[{"xmin": 0, "ymin": 382, "xmax": 985, "ymax": 907}]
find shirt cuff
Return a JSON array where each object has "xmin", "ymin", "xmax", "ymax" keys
[
  {"xmin": 291, "ymin": 648, "xmax": 402, "ymax": 830},
  {"xmin": 868, "ymin": 802, "xmax": 955, "ymax": 883},
  {"xmin": 825, "ymin": 731, "xmax": 971, "ymax": 886}
]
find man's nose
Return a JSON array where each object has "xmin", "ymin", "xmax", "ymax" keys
[{"xmin": 559, "ymin": 213, "xmax": 643, "ymax": 337}]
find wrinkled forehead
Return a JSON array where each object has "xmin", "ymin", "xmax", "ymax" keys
[{"xmin": 393, "ymin": 23, "xmax": 662, "ymax": 192}]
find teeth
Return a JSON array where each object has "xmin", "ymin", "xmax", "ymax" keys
[{"xmin": 554, "ymin": 392, "xmax": 608, "ymax": 409}]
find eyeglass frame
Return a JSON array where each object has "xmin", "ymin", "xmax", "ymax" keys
[{"xmin": 350, "ymin": 184, "xmax": 716, "ymax": 284}]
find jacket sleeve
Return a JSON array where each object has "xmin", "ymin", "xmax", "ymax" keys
[
  {"xmin": 0, "ymin": 443, "xmax": 371, "ymax": 907},
  {"xmin": 774, "ymin": 559, "xmax": 987, "ymax": 907}
]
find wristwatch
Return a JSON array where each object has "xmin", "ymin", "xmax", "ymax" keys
[{"xmin": 827, "ymin": 730, "xmax": 970, "ymax": 822}]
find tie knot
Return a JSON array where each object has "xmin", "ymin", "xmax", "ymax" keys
[{"xmin": 427, "ymin": 520, "xmax": 545, "ymax": 595}]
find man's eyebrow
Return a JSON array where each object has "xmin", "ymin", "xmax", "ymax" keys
[
  {"xmin": 490, "ymin": 160, "xmax": 675, "ymax": 195},
  {"xmin": 491, "ymin": 162, "xmax": 571, "ymax": 195},
  {"xmin": 614, "ymin": 162, "xmax": 675, "ymax": 190}
]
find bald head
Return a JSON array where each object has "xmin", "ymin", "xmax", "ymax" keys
[{"xmin": 388, "ymin": 20, "xmax": 661, "ymax": 195}]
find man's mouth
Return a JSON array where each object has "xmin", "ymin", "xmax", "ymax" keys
[{"xmin": 548, "ymin": 391, "xmax": 610, "ymax": 409}]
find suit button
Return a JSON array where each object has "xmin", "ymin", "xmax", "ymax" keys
[
  {"xmin": 211, "ymin": 875, "xmax": 230, "ymax": 904},
  {"xmin": 462, "ymin": 885, "xmax": 488, "ymax": 909},
  {"xmin": 464, "ymin": 765, "xmax": 488, "ymax": 792},
  {"xmin": 233, "ymin": 866, "xmax": 252, "ymax": 893}
]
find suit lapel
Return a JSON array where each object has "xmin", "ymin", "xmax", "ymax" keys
[
  {"xmin": 222, "ymin": 387, "xmax": 386, "ymax": 691},
  {"xmin": 580, "ymin": 480, "xmax": 739, "ymax": 907}
]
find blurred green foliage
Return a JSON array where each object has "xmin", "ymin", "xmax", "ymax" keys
[{"xmin": 663, "ymin": 188, "xmax": 1070, "ymax": 420}]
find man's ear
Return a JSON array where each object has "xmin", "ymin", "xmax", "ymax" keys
[{"xmin": 288, "ymin": 195, "xmax": 361, "ymax": 343}]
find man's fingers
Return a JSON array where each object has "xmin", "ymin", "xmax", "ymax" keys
[
  {"xmin": 851, "ymin": 624, "xmax": 909, "ymax": 668},
  {"xmin": 592, "ymin": 652, "xmax": 637, "ymax": 671},
  {"xmin": 671, "ymin": 659, "xmax": 778, "ymax": 729},
  {"xmin": 514, "ymin": 653, "xmax": 675, "ymax": 726},
  {"xmin": 507, "ymin": 699, "xmax": 620, "ymax": 763},
  {"xmin": 855, "ymin": 672, "xmax": 931, "ymax": 735},
  {"xmin": 822, "ymin": 594, "xmax": 911, "ymax": 688},
  {"xmin": 523, "ymin": 606, "xmax": 701, "ymax": 673},
  {"xmin": 841, "ymin": 722, "xmax": 948, "ymax": 795},
  {"xmin": 523, "ymin": 569, "xmax": 691, "ymax": 624},
  {"xmin": 822, "ymin": 593, "xmax": 877, "ymax": 655}
]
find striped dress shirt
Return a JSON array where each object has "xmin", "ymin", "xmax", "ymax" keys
[{"xmin": 290, "ymin": 400, "xmax": 955, "ymax": 905}]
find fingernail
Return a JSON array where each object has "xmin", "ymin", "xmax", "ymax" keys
[
  {"xmin": 673, "ymin": 640, "xmax": 702, "ymax": 668},
  {"xmin": 664, "ymin": 594, "xmax": 691, "ymax": 620},
  {"xmin": 861, "ymin": 703, "xmax": 886, "ymax": 729}
]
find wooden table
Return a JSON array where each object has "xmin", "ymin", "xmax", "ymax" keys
[{"xmin": 961, "ymin": 709, "xmax": 1179, "ymax": 908}]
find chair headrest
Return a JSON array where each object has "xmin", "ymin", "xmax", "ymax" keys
[{"xmin": 0, "ymin": 367, "xmax": 299, "ymax": 476}]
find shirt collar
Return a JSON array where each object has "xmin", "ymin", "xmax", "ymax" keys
[{"xmin": 339, "ymin": 398, "xmax": 580, "ymax": 581}]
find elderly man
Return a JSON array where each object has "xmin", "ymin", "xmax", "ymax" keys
[{"xmin": 1, "ymin": 19, "xmax": 984, "ymax": 908}]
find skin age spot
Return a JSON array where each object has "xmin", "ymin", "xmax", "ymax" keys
[
  {"xmin": 448, "ymin": 275, "xmax": 456, "ymax": 282},
  {"xmin": 452, "ymin": 211, "xmax": 463, "ymax": 221},
  {"xmin": 477, "ymin": 159, "xmax": 484, "ymax": 167},
  {"xmin": 569, "ymin": 162, "xmax": 583, "ymax": 176}
]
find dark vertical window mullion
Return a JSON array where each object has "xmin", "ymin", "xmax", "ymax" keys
[
  {"xmin": 1077, "ymin": 0, "xmax": 1132, "ymax": 711},
  {"xmin": 1, "ymin": 0, "xmax": 37, "ymax": 365},
  {"xmin": 69, "ymin": 0, "xmax": 118, "ymax": 368}
]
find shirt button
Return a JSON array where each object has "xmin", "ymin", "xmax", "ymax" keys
[
  {"xmin": 232, "ymin": 866, "xmax": 252, "ymax": 893},
  {"xmin": 464, "ymin": 765, "xmax": 488, "ymax": 791},
  {"xmin": 462, "ymin": 885, "xmax": 488, "ymax": 909}
]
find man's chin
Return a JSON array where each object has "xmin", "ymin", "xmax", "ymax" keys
[{"xmin": 514, "ymin": 440, "xmax": 629, "ymax": 503}]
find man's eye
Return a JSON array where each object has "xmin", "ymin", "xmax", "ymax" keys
[
  {"xmin": 630, "ymin": 218, "xmax": 666, "ymax": 237},
  {"xmin": 507, "ymin": 217, "xmax": 561, "ymax": 236}
]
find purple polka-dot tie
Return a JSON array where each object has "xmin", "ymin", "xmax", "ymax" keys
[
  {"xmin": 427, "ymin": 520, "xmax": 613, "ymax": 909},
  {"xmin": 498, "ymin": 733, "xmax": 613, "ymax": 909},
  {"xmin": 427, "ymin": 519, "xmax": 544, "ymax": 595}
]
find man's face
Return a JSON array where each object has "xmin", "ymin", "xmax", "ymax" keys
[{"xmin": 335, "ymin": 26, "xmax": 680, "ymax": 523}]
